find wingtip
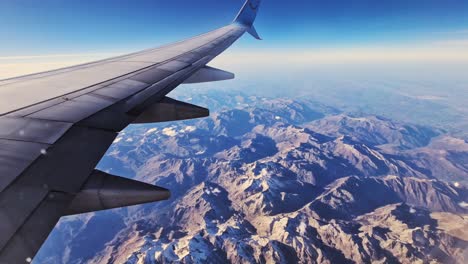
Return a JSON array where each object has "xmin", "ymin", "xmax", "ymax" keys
[{"xmin": 247, "ymin": 25, "xmax": 262, "ymax": 40}]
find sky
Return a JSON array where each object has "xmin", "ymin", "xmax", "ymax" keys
[{"xmin": 1, "ymin": 0, "xmax": 468, "ymax": 78}]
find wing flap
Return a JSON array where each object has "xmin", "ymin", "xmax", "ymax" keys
[
  {"xmin": 0, "ymin": 139, "xmax": 48, "ymax": 192},
  {"xmin": 0, "ymin": 181, "xmax": 50, "ymax": 251},
  {"xmin": 0, "ymin": 192, "xmax": 74, "ymax": 264},
  {"xmin": 0, "ymin": 126, "xmax": 116, "ymax": 259}
]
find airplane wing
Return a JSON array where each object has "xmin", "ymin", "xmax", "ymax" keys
[{"xmin": 0, "ymin": 1, "xmax": 262, "ymax": 262}]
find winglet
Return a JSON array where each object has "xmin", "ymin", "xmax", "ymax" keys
[
  {"xmin": 247, "ymin": 26, "xmax": 262, "ymax": 40},
  {"xmin": 233, "ymin": 0, "xmax": 262, "ymax": 39}
]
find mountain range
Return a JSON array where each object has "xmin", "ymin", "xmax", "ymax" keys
[{"xmin": 34, "ymin": 93, "xmax": 468, "ymax": 264}]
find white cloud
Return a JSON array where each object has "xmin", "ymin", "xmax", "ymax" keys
[
  {"xmin": 145, "ymin": 128, "xmax": 158, "ymax": 135},
  {"xmin": 181, "ymin": 126, "xmax": 197, "ymax": 133},
  {"xmin": 162, "ymin": 127, "xmax": 177, "ymax": 137}
]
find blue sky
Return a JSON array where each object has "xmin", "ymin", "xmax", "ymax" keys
[
  {"xmin": 1, "ymin": 0, "xmax": 468, "ymax": 80},
  {"xmin": 1, "ymin": 0, "xmax": 468, "ymax": 56}
]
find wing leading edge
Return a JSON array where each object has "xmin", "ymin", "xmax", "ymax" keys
[{"xmin": 0, "ymin": 0, "xmax": 262, "ymax": 263}]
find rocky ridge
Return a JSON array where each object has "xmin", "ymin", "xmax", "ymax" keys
[{"xmin": 34, "ymin": 95, "xmax": 468, "ymax": 264}]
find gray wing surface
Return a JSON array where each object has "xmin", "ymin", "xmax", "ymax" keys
[{"xmin": 0, "ymin": 0, "xmax": 261, "ymax": 262}]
